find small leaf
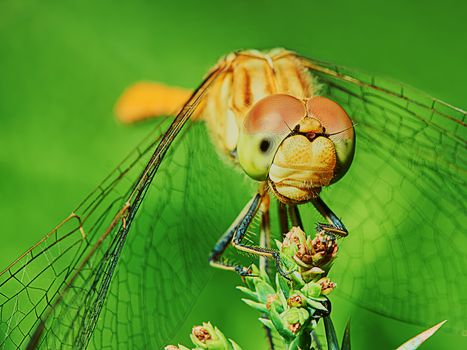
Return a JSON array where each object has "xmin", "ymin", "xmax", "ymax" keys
[
  {"xmin": 275, "ymin": 273, "xmax": 291, "ymax": 297},
  {"xmin": 258, "ymin": 317, "xmax": 274, "ymax": 329},
  {"xmin": 236, "ymin": 286, "xmax": 257, "ymax": 300},
  {"xmin": 396, "ymin": 320, "xmax": 447, "ymax": 350},
  {"xmin": 244, "ymin": 275, "xmax": 256, "ymax": 290},
  {"xmin": 270, "ymin": 306, "xmax": 295, "ymax": 341},
  {"xmin": 241, "ymin": 298, "xmax": 268, "ymax": 313},
  {"xmin": 324, "ymin": 316, "xmax": 339, "ymax": 350},
  {"xmin": 229, "ymin": 339, "xmax": 243, "ymax": 350},
  {"xmin": 305, "ymin": 297, "xmax": 328, "ymax": 311},
  {"xmin": 275, "ymin": 239, "xmax": 282, "ymax": 250},
  {"xmin": 255, "ymin": 281, "xmax": 276, "ymax": 303},
  {"xmin": 341, "ymin": 319, "xmax": 351, "ymax": 350}
]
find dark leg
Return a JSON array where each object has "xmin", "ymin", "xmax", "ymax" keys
[
  {"xmin": 259, "ymin": 196, "xmax": 271, "ymax": 275},
  {"xmin": 231, "ymin": 213, "xmax": 287, "ymax": 277},
  {"xmin": 277, "ymin": 202, "xmax": 289, "ymax": 237},
  {"xmin": 210, "ymin": 192, "xmax": 289, "ymax": 277},
  {"xmin": 311, "ymin": 197, "xmax": 348, "ymax": 237},
  {"xmin": 209, "ymin": 194, "xmax": 261, "ymax": 275},
  {"xmin": 288, "ymin": 205, "xmax": 304, "ymax": 230}
]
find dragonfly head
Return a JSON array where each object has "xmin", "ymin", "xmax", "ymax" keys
[{"xmin": 237, "ymin": 94, "xmax": 355, "ymax": 204}]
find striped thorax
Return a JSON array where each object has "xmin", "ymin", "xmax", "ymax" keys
[{"xmin": 198, "ymin": 49, "xmax": 355, "ymax": 204}]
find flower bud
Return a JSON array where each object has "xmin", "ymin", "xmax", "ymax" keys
[
  {"xmin": 301, "ymin": 281, "xmax": 322, "ymax": 298},
  {"xmin": 280, "ymin": 226, "xmax": 305, "ymax": 258},
  {"xmin": 318, "ymin": 277, "xmax": 336, "ymax": 295},
  {"xmin": 190, "ymin": 322, "xmax": 229, "ymax": 349},
  {"xmin": 311, "ymin": 231, "xmax": 338, "ymax": 268},
  {"xmin": 287, "ymin": 292, "xmax": 306, "ymax": 307},
  {"xmin": 281, "ymin": 307, "xmax": 309, "ymax": 334},
  {"xmin": 266, "ymin": 294, "xmax": 279, "ymax": 310}
]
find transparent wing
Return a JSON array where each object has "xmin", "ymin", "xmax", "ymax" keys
[
  {"xmin": 301, "ymin": 57, "xmax": 466, "ymax": 334},
  {"xmin": 0, "ymin": 64, "xmax": 252, "ymax": 349}
]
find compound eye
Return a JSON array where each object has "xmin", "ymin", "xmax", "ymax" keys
[
  {"xmin": 238, "ymin": 94, "xmax": 306, "ymax": 181},
  {"xmin": 244, "ymin": 94, "xmax": 306, "ymax": 134},
  {"xmin": 306, "ymin": 96, "xmax": 355, "ymax": 182},
  {"xmin": 306, "ymin": 96, "xmax": 353, "ymax": 138}
]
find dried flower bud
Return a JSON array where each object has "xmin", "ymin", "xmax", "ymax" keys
[
  {"xmin": 266, "ymin": 294, "xmax": 278, "ymax": 310},
  {"xmin": 281, "ymin": 307, "xmax": 309, "ymax": 333},
  {"xmin": 164, "ymin": 345, "xmax": 190, "ymax": 350},
  {"xmin": 281, "ymin": 226, "xmax": 306, "ymax": 258},
  {"xmin": 192, "ymin": 326, "xmax": 211, "ymax": 342},
  {"xmin": 318, "ymin": 277, "xmax": 336, "ymax": 295},
  {"xmin": 189, "ymin": 322, "xmax": 229, "ymax": 349},
  {"xmin": 287, "ymin": 292, "xmax": 306, "ymax": 307},
  {"xmin": 311, "ymin": 231, "xmax": 338, "ymax": 267},
  {"xmin": 288, "ymin": 322, "xmax": 302, "ymax": 334}
]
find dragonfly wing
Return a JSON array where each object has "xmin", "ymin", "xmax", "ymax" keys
[
  {"xmin": 0, "ymin": 63, "xmax": 251, "ymax": 349},
  {"xmin": 301, "ymin": 56, "xmax": 467, "ymax": 334}
]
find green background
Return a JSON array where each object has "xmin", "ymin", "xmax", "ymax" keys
[{"xmin": 0, "ymin": 0, "xmax": 465, "ymax": 348}]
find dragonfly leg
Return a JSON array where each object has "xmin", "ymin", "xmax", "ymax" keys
[
  {"xmin": 288, "ymin": 204, "xmax": 304, "ymax": 230},
  {"xmin": 259, "ymin": 194, "xmax": 271, "ymax": 274},
  {"xmin": 230, "ymin": 196, "xmax": 289, "ymax": 278},
  {"xmin": 277, "ymin": 202, "xmax": 289, "ymax": 237},
  {"xmin": 209, "ymin": 193, "xmax": 262, "ymax": 276},
  {"xmin": 209, "ymin": 191, "xmax": 289, "ymax": 278},
  {"xmin": 311, "ymin": 197, "xmax": 348, "ymax": 237}
]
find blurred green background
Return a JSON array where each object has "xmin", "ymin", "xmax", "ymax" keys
[{"xmin": 0, "ymin": 0, "xmax": 465, "ymax": 348}]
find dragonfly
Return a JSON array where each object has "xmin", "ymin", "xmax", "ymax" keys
[{"xmin": 0, "ymin": 48, "xmax": 465, "ymax": 349}]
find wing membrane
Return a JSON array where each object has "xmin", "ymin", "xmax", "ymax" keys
[
  {"xmin": 0, "ymin": 64, "xmax": 247, "ymax": 349},
  {"xmin": 302, "ymin": 57, "xmax": 466, "ymax": 334}
]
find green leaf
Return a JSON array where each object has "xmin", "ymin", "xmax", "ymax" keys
[
  {"xmin": 275, "ymin": 273, "xmax": 291, "ymax": 297},
  {"xmin": 305, "ymin": 297, "xmax": 328, "ymax": 312},
  {"xmin": 244, "ymin": 275, "xmax": 256, "ymax": 291},
  {"xmin": 269, "ymin": 306, "xmax": 295, "ymax": 341},
  {"xmin": 241, "ymin": 298, "xmax": 268, "ymax": 313},
  {"xmin": 396, "ymin": 320, "xmax": 446, "ymax": 350},
  {"xmin": 341, "ymin": 319, "xmax": 351, "ymax": 350},
  {"xmin": 276, "ymin": 282, "xmax": 289, "ymax": 310},
  {"xmin": 255, "ymin": 281, "xmax": 276, "ymax": 303},
  {"xmin": 236, "ymin": 286, "xmax": 257, "ymax": 300},
  {"xmin": 258, "ymin": 317, "xmax": 274, "ymax": 329},
  {"xmin": 229, "ymin": 339, "xmax": 243, "ymax": 350},
  {"xmin": 324, "ymin": 316, "xmax": 339, "ymax": 350}
]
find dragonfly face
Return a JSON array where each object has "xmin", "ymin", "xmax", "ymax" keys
[{"xmin": 237, "ymin": 93, "xmax": 355, "ymax": 204}]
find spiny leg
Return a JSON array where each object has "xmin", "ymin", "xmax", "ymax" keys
[
  {"xmin": 209, "ymin": 191, "xmax": 289, "ymax": 277},
  {"xmin": 259, "ymin": 195, "xmax": 271, "ymax": 275},
  {"xmin": 311, "ymin": 196, "xmax": 348, "ymax": 237},
  {"xmin": 209, "ymin": 194, "xmax": 262, "ymax": 275},
  {"xmin": 231, "ymin": 208, "xmax": 288, "ymax": 278}
]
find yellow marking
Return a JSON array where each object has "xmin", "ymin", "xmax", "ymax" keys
[{"xmin": 114, "ymin": 82, "xmax": 193, "ymax": 123}]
